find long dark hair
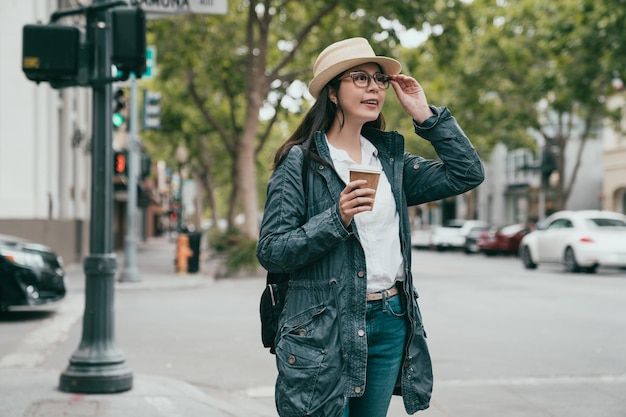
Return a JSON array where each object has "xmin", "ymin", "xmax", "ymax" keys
[{"xmin": 272, "ymin": 73, "xmax": 386, "ymax": 170}]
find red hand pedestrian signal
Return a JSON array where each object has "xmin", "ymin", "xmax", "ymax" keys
[{"xmin": 114, "ymin": 151, "xmax": 127, "ymax": 175}]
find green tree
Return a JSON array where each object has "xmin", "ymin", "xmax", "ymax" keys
[
  {"xmin": 428, "ymin": 0, "xmax": 626, "ymax": 211},
  {"xmin": 145, "ymin": 0, "xmax": 626, "ymax": 235},
  {"xmin": 147, "ymin": 1, "xmax": 443, "ymax": 239}
]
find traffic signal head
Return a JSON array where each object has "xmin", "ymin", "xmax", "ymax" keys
[
  {"xmin": 140, "ymin": 151, "xmax": 152, "ymax": 178},
  {"xmin": 112, "ymin": 89, "xmax": 126, "ymax": 129},
  {"xmin": 22, "ymin": 24, "xmax": 89, "ymax": 87},
  {"xmin": 111, "ymin": 7, "xmax": 147, "ymax": 77},
  {"xmin": 143, "ymin": 90, "xmax": 162, "ymax": 130},
  {"xmin": 22, "ymin": 5, "xmax": 146, "ymax": 88},
  {"xmin": 114, "ymin": 151, "xmax": 128, "ymax": 176}
]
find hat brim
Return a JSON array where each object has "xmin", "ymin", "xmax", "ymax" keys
[{"xmin": 308, "ymin": 56, "xmax": 401, "ymax": 99}]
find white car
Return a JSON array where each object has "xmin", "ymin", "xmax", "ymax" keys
[
  {"xmin": 430, "ymin": 219, "xmax": 489, "ymax": 251},
  {"xmin": 519, "ymin": 210, "xmax": 626, "ymax": 273},
  {"xmin": 411, "ymin": 226, "xmax": 434, "ymax": 249}
]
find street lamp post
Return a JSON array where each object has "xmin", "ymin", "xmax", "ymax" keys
[{"xmin": 175, "ymin": 143, "xmax": 188, "ymax": 232}]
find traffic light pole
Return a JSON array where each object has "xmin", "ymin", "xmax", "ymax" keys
[
  {"xmin": 119, "ymin": 73, "xmax": 140, "ymax": 283},
  {"xmin": 59, "ymin": 0, "xmax": 133, "ymax": 393}
]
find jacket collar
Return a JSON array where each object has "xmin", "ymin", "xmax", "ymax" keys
[
  {"xmin": 361, "ymin": 126, "xmax": 404, "ymax": 160},
  {"xmin": 313, "ymin": 127, "xmax": 404, "ymax": 164}
]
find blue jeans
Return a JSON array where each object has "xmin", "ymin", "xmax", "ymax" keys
[{"xmin": 343, "ymin": 292, "xmax": 408, "ymax": 417}]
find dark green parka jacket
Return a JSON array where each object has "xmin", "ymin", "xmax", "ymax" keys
[{"xmin": 257, "ymin": 106, "xmax": 485, "ymax": 417}]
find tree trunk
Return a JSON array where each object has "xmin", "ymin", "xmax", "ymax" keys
[
  {"xmin": 238, "ymin": 86, "xmax": 264, "ymax": 239},
  {"xmin": 237, "ymin": 132, "xmax": 258, "ymax": 239},
  {"xmin": 227, "ymin": 162, "xmax": 239, "ymax": 228},
  {"xmin": 238, "ymin": 5, "xmax": 270, "ymax": 240},
  {"xmin": 197, "ymin": 168, "xmax": 218, "ymax": 230}
]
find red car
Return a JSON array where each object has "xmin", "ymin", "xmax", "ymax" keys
[{"xmin": 477, "ymin": 223, "xmax": 529, "ymax": 256}]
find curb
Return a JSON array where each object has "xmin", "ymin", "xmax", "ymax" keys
[{"xmin": 0, "ymin": 368, "xmax": 232, "ymax": 417}]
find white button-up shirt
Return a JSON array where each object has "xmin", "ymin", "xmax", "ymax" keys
[{"xmin": 327, "ymin": 135, "xmax": 404, "ymax": 293}]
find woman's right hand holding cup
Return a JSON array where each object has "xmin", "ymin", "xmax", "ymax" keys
[{"xmin": 339, "ymin": 180, "xmax": 375, "ymax": 227}]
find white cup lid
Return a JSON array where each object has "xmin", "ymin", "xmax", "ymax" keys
[{"xmin": 349, "ymin": 164, "xmax": 381, "ymax": 174}]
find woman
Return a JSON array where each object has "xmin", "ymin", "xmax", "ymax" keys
[{"xmin": 256, "ymin": 37, "xmax": 484, "ymax": 417}]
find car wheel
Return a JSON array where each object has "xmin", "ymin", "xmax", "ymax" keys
[
  {"xmin": 521, "ymin": 246, "xmax": 537, "ymax": 269},
  {"xmin": 583, "ymin": 265, "xmax": 598, "ymax": 274},
  {"xmin": 563, "ymin": 247, "xmax": 581, "ymax": 273}
]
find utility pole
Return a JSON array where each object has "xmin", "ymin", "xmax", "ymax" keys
[
  {"xmin": 119, "ymin": 73, "xmax": 140, "ymax": 283},
  {"xmin": 58, "ymin": 1, "xmax": 133, "ymax": 393},
  {"xmin": 23, "ymin": 0, "xmax": 148, "ymax": 393}
]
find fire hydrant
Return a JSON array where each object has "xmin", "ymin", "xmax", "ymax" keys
[{"xmin": 176, "ymin": 234, "xmax": 193, "ymax": 274}]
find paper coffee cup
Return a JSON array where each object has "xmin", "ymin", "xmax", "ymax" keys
[{"xmin": 349, "ymin": 165, "xmax": 381, "ymax": 208}]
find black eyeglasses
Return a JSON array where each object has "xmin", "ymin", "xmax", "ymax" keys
[{"xmin": 340, "ymin": 71, "xmax": 392, "ymax": 89}]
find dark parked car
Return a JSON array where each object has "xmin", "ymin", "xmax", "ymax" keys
[
  {"xmin": 0, "ymin": 234, "xmax": 66, "ymax": 311},
  {"xmin": 477, "ymin": 223, "xmax": 529, "ymax": 256},
  {"xmin": 463, "ymin": 225, "xmax": 491, "ymax": 254}
]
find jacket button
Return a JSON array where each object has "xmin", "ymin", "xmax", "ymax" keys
[
  {"xmin": 298, "ymin": 329, "xmax": 307, "ymax": 336},
  {"xmin": 354, "ymin": 386, "xmax": 362, "ymax": 394},
  {"xmin": 413, "ymin": 163, "xmax": 419, "ymax": 170},
  {"xmin": 319, "ymin": 165, "xmax": 324, "ymax": 170},
  {"xmin": 357, "ymin": 271, "xmax": 365, "ymax": 278},
  {"xmin": 357, "ymin": 329, "xmax": 365, "ymax": 337},
  {"xmin": 288, "ymin": 355, "xmax": 296, "ymax": 365}
]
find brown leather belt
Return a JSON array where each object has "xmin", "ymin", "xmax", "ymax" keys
[{"xmin": 366, "ymin": 286, "xmax": 399, "ymax": 301}]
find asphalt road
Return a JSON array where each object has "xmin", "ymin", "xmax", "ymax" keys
[{"xmin": 1, "ymin": 245, "xmax": 625, "ymax": 417}]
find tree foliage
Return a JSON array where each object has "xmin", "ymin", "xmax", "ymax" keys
[
  {"xmin": 146, "ymin": 0, "xmax": 440, "ymax": 238},
  {"xmin": 435, "ymin": 0, "xmax": 626, "ymax": 209},
  {"xmin": 144, "ymin": 0, "xmax": 626, "ymax": 235}
]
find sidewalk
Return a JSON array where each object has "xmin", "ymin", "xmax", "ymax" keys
[{"xmin": 0, "ymin": 235, "xmax": 237, "ymax": 417}]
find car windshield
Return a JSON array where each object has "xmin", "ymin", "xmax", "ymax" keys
[{"xmin": 587, "ymin": 218, "xmax": 626, "ymax": 228}]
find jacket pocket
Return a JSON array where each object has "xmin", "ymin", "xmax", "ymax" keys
[
  {"xmin": 275, "ymin": 303, "xmax": 343, "ymax": 417},
  {"xmin": 276, "ymin": 336, "xmax": 325, "ymax": 417}
]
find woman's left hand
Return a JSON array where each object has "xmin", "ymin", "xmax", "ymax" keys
[{"xmin": 390, "ymin": 74, "xmax": 434, "ymax": 124}]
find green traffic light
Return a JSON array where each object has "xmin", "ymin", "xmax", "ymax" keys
[{"xmin": 112, "ymin": 112, "xmax": 125, "ymax": 128}]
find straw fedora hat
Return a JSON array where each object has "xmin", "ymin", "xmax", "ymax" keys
[{"xmin": 308, "ymin": 37, "xmax": 402, "ymax": 99}]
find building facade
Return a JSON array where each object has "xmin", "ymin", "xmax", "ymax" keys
[
  {"xmin": 0, "ymin": 1, "xmax": 163, "ymax": 265},
  {"xmin": 478, "ymin": 131, "xmax": 608, "ymax": 229},
  {"xmin": 0, "ymin": 0, "xmax": 92, "ymax": 264}
]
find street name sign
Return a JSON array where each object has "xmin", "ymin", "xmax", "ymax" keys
[
  {"xmin": 143, "ymin": 46, "xmax": 156, "ymax": 79},
  {"xmin": 134, "ymin": 0, "xmax": 227, "ymax": 15}
]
